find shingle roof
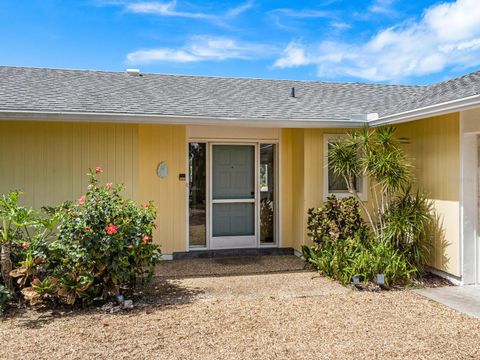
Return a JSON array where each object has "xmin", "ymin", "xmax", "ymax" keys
[
  {"xmin": 0, "ymin": 66, "xmax": 478, "ymax": 122},
  {"xmin": 383, "ymin": 70, "xmax": 480, "ymax": 116}
]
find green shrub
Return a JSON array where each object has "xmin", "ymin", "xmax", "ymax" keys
[
  {"xmin": 0, "ymin": 284, "xmax": 11, "ymax": 315},
  {"xmin": 304, "ymin": 195, "xmax": 419, "ymax": 286},
  {"xmin": 0, "ymin": 191, "xmax": 57, "ymax": 297},
  {"xmin": 307, "ymin": 195, "xmax": 369, "ymax": 246},
  {"xmin": 316, "ymin": 127, "xmax": 434, "ymax": 285},
  {"xmin": 382, "ymin": 187, "xmax": 433, "ymax": 270},
  {"xmin": 303, "ymin": 239, "xmax": 417, "ymax": 286},
  {"xmin": 11, "ymin": 167, "xmax": 162, "ymax": 305}
]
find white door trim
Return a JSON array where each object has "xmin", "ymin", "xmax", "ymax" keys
[
  {"xmin": 187, "ymin": 138, "xmax": 280, "ymax": 251},
  {"xmin": 209, "ymin": 143, "xmax": 257, "ymax": 250}
]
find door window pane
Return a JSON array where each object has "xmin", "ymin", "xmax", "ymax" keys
[
  {"xmin": 260, "ymin": 144, "xmax": 276, "ymax": 244},
  {"xmin": 212, "ymin": 203, "xmax": 255, "ymax": 237},
  {"xmin": 212, "ymin": 145, "xmax": 254, "ymax": 200},
  {"xmin": 189, "ymin": 143, "xmax": 206, "ymax": 247}
]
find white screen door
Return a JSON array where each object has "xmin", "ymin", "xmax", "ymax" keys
[{"xmin": 210, "ymin": 144, "xmax": 257, "ymax": 249}]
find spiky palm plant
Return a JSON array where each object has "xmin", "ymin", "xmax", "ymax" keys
[{"xmin": 327, "ymin": 127, "xmax": 432, "ymax": 269}]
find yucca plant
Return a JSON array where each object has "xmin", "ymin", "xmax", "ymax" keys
[
  {"xmin": 327, "ymin": 126, "xmax": 433, "ymax": 274},
  {"xmin": 382, "ymin": 187, "xmax": 433, "ymax": 270},
  {"xmin": 328, "ymin": 127, "xmax": 414, "ymax": 236}
]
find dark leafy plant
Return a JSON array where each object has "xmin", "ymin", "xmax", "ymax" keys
[
  {"xmin": 0, "ymin": 191, "xmax": 57, "ymax": 294},
  {"xmin": 0, "ymin": 284, "xmax": 11, "ymax": 315},
  {"xmin": 307, "ymin": 195, "xmax": 369, "ymax": 246},
  {"xmin": 0, "ymin": 191, "xmax": 35, "ymax": 291},
  {"xmin": 304, "ymin": 194, "xmax": 419, "ymax": 286},
  {"xmin": 260, "ymin": 198, "xmax": 274, "ymax": 242}
]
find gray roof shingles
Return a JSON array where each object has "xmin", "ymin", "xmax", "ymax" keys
[{"xmin": 0, "ymin": 66, "xmax": 478, "ymax": 122}]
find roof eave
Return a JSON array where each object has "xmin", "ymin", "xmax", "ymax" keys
[
  {"xmin": 0, "ymin": 110, "xmax": 367, "ymax": 128},
  {"xmin": 371, "ymin": 94, "xmax": 480, "ymax": 126}
]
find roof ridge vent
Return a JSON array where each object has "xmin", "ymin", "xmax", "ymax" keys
[{"xmin": 126, "ymin": 68, "xmax": 141, "ymax": 76}]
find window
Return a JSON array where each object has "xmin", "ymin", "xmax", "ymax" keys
[
  {"xmin": 323, "ymin": 134, "xmax": 367, "ymax": 201},
  {"xmin": 189, "ymin": 142, "xmax": 207, "ymax": 247},
  {"xmin": 260, "ymin": 144, "xmax": 276, "ymax": 244}
]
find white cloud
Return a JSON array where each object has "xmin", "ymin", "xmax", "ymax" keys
[
  {"xmin": 368, "ymin": 0, "xmax": 397, "ymax": 16},
  {"xmin": 269, "ymin": 8, "xmax": 332, "ymax": 19},
  {"xmin": 273, "ymin": 42, "xmax": 310, "ymax": 68},
  {"xmin": 125, "ymin": 1, "xmax": 214, "ymax": 19},
  {"xmin": 126, "ymin": 49, "xmax": 199, "ymax": 63},
  {"xmin": 126, "ymin": 36, "xmax": 273, "ymax": 64},
  {"xmin": 273, "ymin": 0, "xmax": 480, "ymax": 81},
  {"xmin": 423, "ymin": 0, "xmax": 480, "ymax": 42},
  {"xmin": 330, "ymin": 22, "xmax": 351, "ymax": 30},
  {"xmin": 226, "ymin": 0, "xmax": 254, "ymax": 17},
  {"xmin": 120, "ymin": 0, "xmax": 252, "ymax": 20}
]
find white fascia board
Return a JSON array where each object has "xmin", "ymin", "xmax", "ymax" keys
[
  {"xmin": 370, "ymin": 94, "xmax": 480, "ymax": 126},
  {"xmin": 0, "ymin": 109, "xmax": 367, "ymax": 128}
]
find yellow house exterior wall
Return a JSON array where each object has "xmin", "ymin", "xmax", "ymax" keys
[
  {"xmin": 0, "ymin": 121, "xmax": 187, "ymax": 255},
  {"xmin": 0, "ymin": 117, "xmax": 462, "ymax": 276},
  {"xmin": 138, "ymin": 124, "xmax": 187, "ymax": 255},
  {"xmin": 396, "ymin": 113, "xmax": 460, "ymax": 276},
  {"xmin": 280, "ymin": 128, "xmax": 348, "ymax": 252},
  {"xmin": 281, "ymin": 116, "xmax": 460, "ymax": 277},
  {"xmin": 0, "ymin": 121, "xmax": 139, "ymax": 206}
]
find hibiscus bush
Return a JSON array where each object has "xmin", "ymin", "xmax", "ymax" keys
[{"xmin": 11, "ymin": 167, "xmax": 161, "ymax": 306}]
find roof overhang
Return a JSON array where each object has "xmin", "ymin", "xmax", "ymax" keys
[
  {"xmin": 371, "ymin": 94, "xmax": 480, "ymax": 126},
  {"xmin": 0, "ymin": 109, "xmax": 367, "ymax": 128},
  {"xmin": 1, "ymin": 93, "xmax": 479, "ymax": 128}
]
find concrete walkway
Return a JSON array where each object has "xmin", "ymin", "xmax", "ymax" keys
[{"xmin": 415, "ymin": 286, "xmax": 480, "ymax": 318}]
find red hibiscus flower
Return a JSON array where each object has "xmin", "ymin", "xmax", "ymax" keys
[
  {"xmin": 84, "ymin": 226, "xmax": 91, "ymax": 231},
  {"xmin": 21, "ymin": 242, "xmax": 29, "ymax": 249},
  {"xmin": 141, "ymin": 235, "xmax": 150, "ymax": 245},
  {"xmin": 95, "ymin": 166, "xmax": 103, "ymax": 174},
  {"xmin": 78, "ymin": 195, "xmax": 86, "ymax": 205},
  {"xmin": 143, "ymin": 204, "xmax": 150, "ymax": 209},
  {"xmin": 106, "ymin": 182, "xmax": 113, "ymax": 189},
  {"xmin": 105, "ymin": 223, "xmax": 118, "ymax": 235}
]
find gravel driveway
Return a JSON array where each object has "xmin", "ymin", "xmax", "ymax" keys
[{"xmin": 1, "ymin": 256, "xmax": 480, "ymax": 359}]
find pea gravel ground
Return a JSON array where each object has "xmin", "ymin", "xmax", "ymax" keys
[{"xmin": 1, "ymin": 256, "xmax": 480, "ymax": 360}]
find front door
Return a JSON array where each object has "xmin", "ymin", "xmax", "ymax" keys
[{"xmin": 210, "ymin": 144, "xmax": 256, "ymax": 249}]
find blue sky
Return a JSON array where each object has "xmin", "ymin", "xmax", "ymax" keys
[{"xmin": 1, "ymin": 0, "xmax": 480, "ymax": 84}]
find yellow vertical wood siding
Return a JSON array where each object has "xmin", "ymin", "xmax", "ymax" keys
[
  {"xmin": 0, "ymin": 121, "xmax": 187, "ymax": 255},
  {"xmin": 0, "ymin": 121, "xmax": 138, "ymax": 207},
  {"xmin": 396, "ymin": 113, "xmax": 460, "ymax": 276},
  {"xmin": 280, "ymin": 128, "xmax": 347, "ymax": 251},
  {"xmin": 0, "ymin": 117, "xmax": 461, "ymax": 273},
  {"xmin": 138, "ymin": 124, "xmax": 187, "ymax": 254}
]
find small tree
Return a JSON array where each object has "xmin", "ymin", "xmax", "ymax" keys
[{"xmin": 328, "ymin": 127, "xmax": 433, "ymax": 269}]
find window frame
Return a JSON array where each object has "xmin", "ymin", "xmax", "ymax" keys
[{"xmin": 323, "ymin": 134, "xmax": 368, "ymax": 201}]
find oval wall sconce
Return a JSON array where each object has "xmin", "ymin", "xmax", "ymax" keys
[{"xmin": 157, "ymin": 161, "xmax": 168, "ymax": 178}]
